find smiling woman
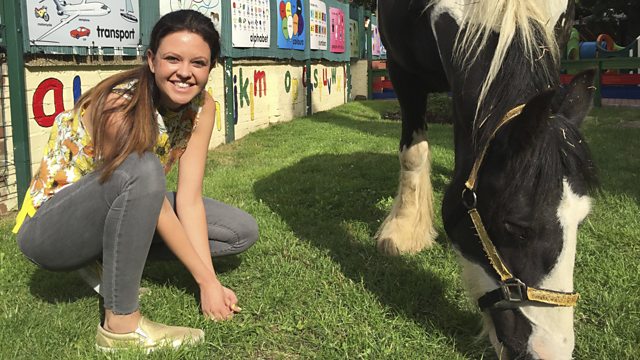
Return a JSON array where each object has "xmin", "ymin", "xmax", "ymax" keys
[{"xmin": 12, "ymin": 9, "xmax": 258, "ymax": 353}]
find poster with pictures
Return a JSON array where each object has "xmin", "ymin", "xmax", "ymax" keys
[
  {"xmin": 231, "ymin": 0, "xmax": 270, "ymax": 48},
  {"xmin": 371, "ymin": 24, "xmax": 381, "ymax": 56},
  {"xmin": 349, "ymin": 19, "xmax": 359, "ymax": 58},
  {"xmin": 329, "ymin": 7, "xmax": 344, "ymax": 53},
  {"xmin": 27, "ymin": 0, "xmax": 140, "ymax": 48},
  {"xmin": 277, "ymin": 0, "xmax": 305, "ymax": 50},
  {"xmin": 310, "ymin": 0, "xmax": 327, "ymax": 50},
  {"xmin": 159, "ymin": 0, "xmax": 222, "ymax": 33}
]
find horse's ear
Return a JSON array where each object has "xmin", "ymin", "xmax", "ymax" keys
[
  {"xmin": 555, "ymin": 70, "xmax": 596, "ymax": 127},
  {"xmin": 501, "ymin": 90, "xmax": 556, "ymax": 151}
]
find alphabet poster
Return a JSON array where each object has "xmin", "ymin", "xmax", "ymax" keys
[
  {"xmin": 231, "ymin": 0, "xmax": 271, "ymax": 48},
  {"xmin": 329, "ymin": 7, "xmax": 344, "ymax": 53},
  {"xmin": 159, "ymin": 0, "xmax": 222, "ymax": 33},
  {"xmin": 27, "ymin": 0, "xmax": 140, "ymax": 48},
  {"xmin": 277, "ymin": 0, "xmax": 305, "ymax": 50},
  {"xmin": 309, "ymin": 0, "xmax": 327, "ymax": 50}
]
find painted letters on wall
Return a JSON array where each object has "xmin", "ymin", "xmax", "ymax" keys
[
  {"xmin": 31, "ymin": 75, "xmax": 222, "ymax": 132},
  {"xmin": 32, "ymin": 78, "xmax": 66, "ymax": 128}
]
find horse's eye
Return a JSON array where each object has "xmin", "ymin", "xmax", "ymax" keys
[{"xmin": 504, "ymin": 221, "xmax": 529, "ymax": 240}]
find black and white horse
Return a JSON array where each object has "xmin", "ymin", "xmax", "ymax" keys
[{"xmin": 377, "ymin": 0, "xmax": 597, "ymax": 358}]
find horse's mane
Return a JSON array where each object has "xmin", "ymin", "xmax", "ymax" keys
[{"xmin": 429, "ymin": 0, "xmax": 562, "ymax": 126}]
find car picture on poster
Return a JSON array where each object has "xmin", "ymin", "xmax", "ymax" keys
[{"xmin": 27, "ymin": 0, "xmax": 140, "ymax": 48}]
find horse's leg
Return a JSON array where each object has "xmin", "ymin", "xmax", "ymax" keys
[{"xmin": 375, "ymin": 63, "xmax": 437, "ymax": 255}]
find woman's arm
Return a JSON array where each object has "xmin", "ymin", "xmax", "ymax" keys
[
  {"xmin": 156, "ymin": 196, "xmax": 235, "ymax": 320},
  {"xmin": 175, "ymin": 93, "xmax": 216, "ymax": 273},
  {"xmin": 171, "ymin": 93, "xmax": 239, "ymax": 318}
]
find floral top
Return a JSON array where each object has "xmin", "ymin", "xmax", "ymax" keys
[{"xmin": 20, "ymin": 85, "xmax": 204, "ymax": 215}]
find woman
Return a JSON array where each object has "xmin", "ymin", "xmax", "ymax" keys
[{"xmin": 13, "ymin": 10, "xmax": 258, "ymax": 352}]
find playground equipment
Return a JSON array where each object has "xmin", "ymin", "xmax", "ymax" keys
[
  {"xmin": 563, "ymin": 29, "xmax": 640, "ymax": 105},
  {"xmin": 371, "ymin": 60, "xmax": 395, "ymax": 99}
]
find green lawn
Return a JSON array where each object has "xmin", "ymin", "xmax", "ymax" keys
[{"xmin": 0, "ymin": 100, "xmax": 638, "ymax": 359}]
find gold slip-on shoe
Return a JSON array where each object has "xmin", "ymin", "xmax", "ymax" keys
[{"xmin": 95, "ymin": 316, "xmax": 204, "ymax": 353}]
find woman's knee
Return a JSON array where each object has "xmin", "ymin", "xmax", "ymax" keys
[
  {"xmin": 235, "ymin": 214, "xmax": 259, "ymax": 251},
  {"xmin": 115, "ymin": 152, "xmax": 165, "ymax": 197}
]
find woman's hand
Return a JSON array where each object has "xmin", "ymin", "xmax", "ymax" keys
[{"xmin": 200, "ymin": 280, "xmax": 240, "ymax": 321}]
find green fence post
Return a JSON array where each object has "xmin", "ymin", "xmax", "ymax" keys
[
  {"xmin": 4, "ymin": 1, "xmax": 31, "ymax": 204},
  {"xmin": 346, "ymin": 61, "xmax": 351, "ymax": 101},
  {"xmin": 306, "ymin": 59, "xmax": 312, "ymax": 115},
  {"xmin": 223, "ymin": 57, "xmax": 235, "ymax": 143},
  {"xmin": 365, "ymin": 10, "xmax": 372, "ymax": 100}
]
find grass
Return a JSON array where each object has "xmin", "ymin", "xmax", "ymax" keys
[{"xmin": 0, "ymin": 100, "xmax": 638, "ymax": 359}]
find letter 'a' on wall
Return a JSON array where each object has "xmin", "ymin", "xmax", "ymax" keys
[
  {"xmin": 32, "ymin": 78, "xmax": 65, "ymax": 128},
  {"xmin": 26, "ymin": 0, "xmax": 141, "ymax": 48}
]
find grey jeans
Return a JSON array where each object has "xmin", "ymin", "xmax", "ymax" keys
[{"xmin": 17, "ymin": 152, "xmax": 258, "ymax": 314}]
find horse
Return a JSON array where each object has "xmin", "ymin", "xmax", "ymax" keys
[{"xmin": 377, "ymin": 0, "xmax": 597, "ymax": 358}]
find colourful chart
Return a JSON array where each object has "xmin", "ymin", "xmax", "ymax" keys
[
  {"xmin": 310, "ymin": 0, "xmax": 327, "ymax": 50},
  {"xmin": 329, "ymin": 7, "xmax": 344, "ymax": 53},
  {"xmin": 277, "ymin": 0, "xmax": 305, "ymax": 50}
]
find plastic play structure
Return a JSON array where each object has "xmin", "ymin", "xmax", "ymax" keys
[
  {"xmin": 371, "ymin": 60, "xmax": 395, "ymax": 99},
  {"xmin": 563, "ymin": 28, "xmax": 640, "ymax": 104},
  {"xmin": 370, "ymin": 28, "xmax": 640, "ymax": 105}
]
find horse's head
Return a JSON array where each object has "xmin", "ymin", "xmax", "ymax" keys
[{"xmin": 448, "ymin": 71, "xmax": 597, "ymax": 359}]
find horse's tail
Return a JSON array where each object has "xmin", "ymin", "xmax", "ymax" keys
[{"xmin": 433, "ymin": 0, "xmax": 562, "ymax": 124}]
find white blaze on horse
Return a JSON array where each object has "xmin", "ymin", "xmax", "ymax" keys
[{"xmin": 377, "ymin": 0, "xmax": 597, "ymax": 358}]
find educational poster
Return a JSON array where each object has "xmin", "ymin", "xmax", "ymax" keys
[
  {"xmin": 159, "ymin": 0, "xmax": 222, "ymax": 32},
  {"xmin": 349, "ymin": 19, "xmax": 359, "ymax": 57},
  {"xmin": 329, "ymin": 7, "xmax": 344, "ymax": 53},
  {"xmin": 231, "ymin": 0, "xmax": 270, "ymax": 48},
  {"xmin": 371, "ymin": 23, "xmax": 381, "ymax": 56},
  {"xmin": 27, "ymin": 0, "xmax": 140, "ymax": 48},
  {"xmin": 277, "ymin": 0, "xmax": 305, "ymax": 50},
  {"xmin": 310, "ymin": 0, "xmax": 327, "ymax": 50}
]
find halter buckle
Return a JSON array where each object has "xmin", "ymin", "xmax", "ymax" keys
[
  {"xmin": 500, "ymin": 278, "xmax": 528, "ymax": 303},
  {"xmin": 461, "ymin": 187, "xmax": 477, "ymax": 209}
]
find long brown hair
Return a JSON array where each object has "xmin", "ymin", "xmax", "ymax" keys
[{"xmin": 74, "ymin": 10, "xmax": 220, "ymax": 182}]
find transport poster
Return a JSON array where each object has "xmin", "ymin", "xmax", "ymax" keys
[
  {"xmin": 27, "ymin": 0, "xmax": 140, "ymax": 48},
  {"xmin": 231, "ymin": 0, "xmax": 270, "ymax": 48},
  {"xmin": 276, "ymin": 0, "xmax": 305, "ymax": 50},
  {"xmin": 159, "ymin": 0, "xmax": 222, "ymax": 32},
  {"xmin": 309, "ymin": 0, "xmax": 327, "ymax": 50},
  {"xmin": 329, "ymin": 7, "xmax": 344, "ymax": 53}
]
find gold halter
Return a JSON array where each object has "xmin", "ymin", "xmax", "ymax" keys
[{"xmin": 463, "ymin": 104, "xmax": 580, "ymax": 310}]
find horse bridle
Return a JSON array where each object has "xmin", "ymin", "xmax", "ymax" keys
[{"xmin": 462, "ymin": 104, "xmax": 580, "ymax": 311}]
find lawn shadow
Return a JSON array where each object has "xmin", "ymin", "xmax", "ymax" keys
[
  {"xmin": 309, "ymin": 102, "xmax": 454, "ymax": 154},
  {"xmin": 253, "ymin": 151, "xmax": 485, "ymax": 356},
  {"xmin": 28, "ymin": 253, "xmax": 243, "ymax": 305},
  {"xmin": 29, "ymin": 267, "xmax": 99, "ymax": 303}
]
